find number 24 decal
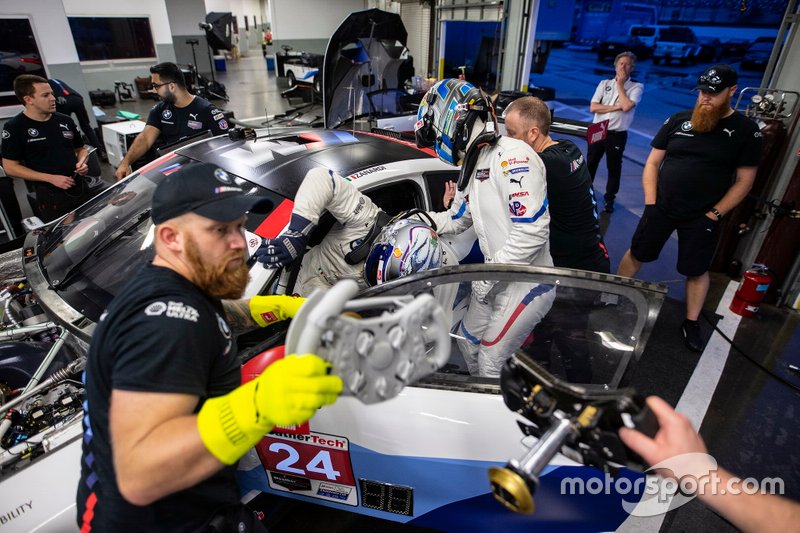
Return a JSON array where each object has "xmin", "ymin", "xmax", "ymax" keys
[{"xmin": 269, "ymin": 442, "xmax": 342, "ymax": 481}]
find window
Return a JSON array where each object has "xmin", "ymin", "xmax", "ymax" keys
[
  {"xmin": 68, "ymin": 17, "xmax": 156, "ymax": 61},
  {"xmin": 0, "ymin": 17, "xmax": 46, "ymax": 108}
]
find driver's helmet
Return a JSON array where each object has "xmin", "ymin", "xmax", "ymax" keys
[
  {"xmin": 415, "ymin": 78, "xmax": 493, "ymax": 165},
  {"xmin": 364, "ymin": 218, "xmax": 443, "ymax": 286}
]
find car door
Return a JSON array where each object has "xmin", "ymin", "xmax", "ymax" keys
[{"xmin": 237, "ymin": 265, "xmax": 666, "ymax": 531}]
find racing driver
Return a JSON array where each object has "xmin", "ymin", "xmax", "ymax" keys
[{"xmin": 418, "ymin": 79, "xmax": 555, "ymax": 377}]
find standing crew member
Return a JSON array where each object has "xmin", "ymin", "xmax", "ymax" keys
[
  {"xmin": 588, "ymin": 51, "xmax": 644, "ymax": 213},
  {"xmin": 2, "ymin": 74, "xmax": 92, "ymax": 223},
  {"xmin": 617, "ymin": 64, "xmax": 761, "ymax": 352},
  {"xmin": 77, "ymin": 162, "xmax": 342, "ymax": 531},
  {"xmin": 504, "ymin": 96, "xmax": 610, "ymax": 273},
  {"xmin": 416, "ymin": 79, "xmax": 555, "ymax": 378},
  {"xmin": 114, "ymin": 62, "xmax": 229, "ymax": 180},
  {"xmin": 48, "ymin": 78, "xmax": 107, "ymax": 161}
]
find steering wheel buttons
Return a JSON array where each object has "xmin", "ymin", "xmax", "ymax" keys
[
  {"xmin": 355, "ymin": 331, "xmax": 374, "ymax": 357},
  {"xmin": 388, "ymin": 325, "xmax": 406, "ymax": 349}
]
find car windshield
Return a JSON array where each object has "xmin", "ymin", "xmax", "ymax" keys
[
  {"xmin": 360, "ymin": 265, "xmax": 666, "ymax": 390},
  {"xmin": 37, "ymin": 154, "xmax": 284, "ymax": 320}
]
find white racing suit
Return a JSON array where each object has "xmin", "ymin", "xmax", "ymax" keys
[
  {"xmin": 427, "ymin": 137, "xmax": 556, "ymax": 377},
  {"xmin": 293, "ymin": 167, "xmax": 457, "ymax": 296}
]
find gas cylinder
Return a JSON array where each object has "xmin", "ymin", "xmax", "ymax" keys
[{"xmin": 730, "ymin": 264, "xmax": 772, "ymax": 317}]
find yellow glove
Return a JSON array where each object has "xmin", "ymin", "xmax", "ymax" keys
[
  {"xmin": 249, "ymin": 295, "xmax": 306, "ymax": 327},
  {"xmin": 197, "ymin": 354, "xmax": 342, "ymax": 465}
]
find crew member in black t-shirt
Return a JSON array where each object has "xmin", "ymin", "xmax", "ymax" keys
[
  {"xmin": 502, "ymin": 95, "xmax": 610, "ymax": 383},
  {"xmin": 114, "ymin": 62, "xmax": 229, "ymax": 181},
  {"xmin": 48, "ymin": 78, "xmax": 106, "ymax": 160},
  {"xmin": 504, "ymin": 95, "xmax": 610, "ymax": 273},
  {"xmin": 77, "ymin": 162, "xmax": 341, "ymax": 531},
  {"xmin": 2, "ymin": 74, "xmax": 91, "ymax": 223},
  {"xmin": 617, "ymin": 64, "xmax": 762, "ymax": 352}
]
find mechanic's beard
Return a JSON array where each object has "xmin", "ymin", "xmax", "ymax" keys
[
  {"xmin": 185, "ymin": 237, "xmax": 250, "ymax": 300},
  {"xmin": 691, "ymin": 94, "xmax": 730, "ymax": 133}
]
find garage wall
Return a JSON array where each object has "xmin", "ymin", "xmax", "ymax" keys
[
  {"xmin": 61, "ymin": 0, "xmax": 177, "ymax": 91},
  {"xmin": 168, "ymin": 0, "xmax": 213, "ymax": 76},
  {"xmin": 269, "ymin": 0, "xmax": 366, "ymax": 54},
  {"xmin": 400, "ymin": 2, "xmax": 433, "ymax": 78},
  {"xmin": 0, "ymin": 1, "xmax": 85, "ymax": 120}
]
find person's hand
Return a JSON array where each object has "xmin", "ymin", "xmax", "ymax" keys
[
  {"xmin": 705, "ymin": 211, "xmax": 719, "ymax": 222},
  {"xmin": 114, "ymin": 162, "xmax": 131, "ymax": 182},
  {"xmin": 197, "ymin": 354, "xmax": 342, "ymax": 465},
  {"xmin": 50, "ymin": 174, "xmax": 75, "ymax": 190},
  {"xmin": 471, "ymin": 280, "xmax": 497, "ymax": 304},
  {"xmin": 443, "ymin": 180, "xmax": 457, "ymax": 209},
  {"xmin": 255, "ymin": 231, "xmax": 309, "ymax": 268},
  {"xmin": 249, "ymin": 294, "xmax": 306, "ymax": 326},
  {"xmin": 254, "ymin": 213, "xmax": 315, "ymax": 268},
  {"xmin": 254, "ymin": 354, "xmax": 342, "ymax": 428},
  {"xmin": 75, "ymin": 160, "xmax": 89, "ymax": 176},
  {"xmin": 619, "ymin": 396, "xmax": 709, "ymax": 474}
]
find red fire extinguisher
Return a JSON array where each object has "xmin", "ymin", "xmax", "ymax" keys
[{"xmin": 730, "ymin": 264, "xmax": 772, "ymax": 317}]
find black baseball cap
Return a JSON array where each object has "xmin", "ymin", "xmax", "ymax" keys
[
  {"xmin": 695, "ymin": 64, "xmax": 738, "ymax": 94},
  {"xmin": 151, "ymin": 162, "xmax": 272, "ymax": 224}
]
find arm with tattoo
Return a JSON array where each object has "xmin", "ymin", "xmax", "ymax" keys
[{"xmin": 222, "ymin": 299, "xmax": 259, "ymax": 335}]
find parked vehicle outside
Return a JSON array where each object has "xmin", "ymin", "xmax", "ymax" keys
[
  {"xmin": 652, "ymin": 26, "xmax": 701, "ymax": 65},
  {"xmin": 740, "ymin": 41, "xmax": 773, "ymax": 71},
  {"xmin": 597, "ymin": 35, "xmax": 651, "ymax": 62},
  {"xmin": 627, "ymin": 24, "xmax": 662, "ymax": 50},
  {"xmin": 696, "ymin": 37, "xmax": 722, "ymax": 63}
]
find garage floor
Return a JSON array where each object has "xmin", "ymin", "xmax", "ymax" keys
[{"xmin": 75, "ymin": 54, "xmax": 800, "ymax": 531}]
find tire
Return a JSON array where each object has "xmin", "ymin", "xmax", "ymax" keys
[{"xmin": 287, "ymin": 70, "xmax": 296, "ymax": 87}]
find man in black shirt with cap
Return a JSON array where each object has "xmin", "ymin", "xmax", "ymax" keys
[
  {"xmin": 77, "ymin": 162, "xmax": 342, "ymax": 531},
  {"xmin": 617, "ymin": 64, "xmax": 761, "ymax": 352}
]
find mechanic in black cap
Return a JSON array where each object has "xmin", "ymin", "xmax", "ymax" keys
[
  {"xmin": 77, "ymin": 161, "xmax": 342, "ymax": 531},
  {"xmin": 617, "ymin": 64, "xmax": 762, "ymax": 352}
]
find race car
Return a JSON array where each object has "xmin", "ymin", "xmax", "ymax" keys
[{"xmin": 0, "ymin": 127, "xmax": 666, "ymax": 531}]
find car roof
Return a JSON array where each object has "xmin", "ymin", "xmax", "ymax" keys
[{"xmin": 176, "ymin": 129, "xmax": 438, "ymax": 200}]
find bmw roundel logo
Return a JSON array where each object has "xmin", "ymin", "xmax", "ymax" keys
[
  {"xmin": 213, "ymin": 168, "xmax": 232, "ymax": 184},
  {"xmin": 681, "ymin": 121, "xmax": 693, "ymax": 131},
  {"xmin": 28, "ymin": 128, "xmax": 38, "ymax": 137},
  {"xmin": 1, "ymin": 130, "xmax": 9, "ymax": 139},
  {"xmin": 162, "ymin": 109, "xmax": 172, "ymax": 120},
  {"xmin": 217, "ymin": 314, "xmax": 232, "ymax": 339}
]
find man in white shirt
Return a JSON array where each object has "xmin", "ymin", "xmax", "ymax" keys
[{"xmin": 588, "ymin": 51, "xmax": 644, "ymax": 213}]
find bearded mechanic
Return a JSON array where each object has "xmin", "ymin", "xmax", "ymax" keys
[
  {"xmin": 417, "ymin": 79, "xmax": 555, "ymax": 377},
  {"xmin": 617, "ymin": 64, "xmax": 761, "ymax": 352},
  {"xmin": 77, "ymin": 162, "xmax": 342, "ymax": 531},
  {"xmin": 114, "ymin": 62, "xmax": 229, "ymax": 181}
]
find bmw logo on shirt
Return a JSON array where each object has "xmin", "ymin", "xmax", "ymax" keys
[
  {"xmin": 162, "ymin": 109, "xmax": 173, "ymax": 120},
  {"xmin": 28, "ymin": 128, "xmax": 38, "ymax": 137}
]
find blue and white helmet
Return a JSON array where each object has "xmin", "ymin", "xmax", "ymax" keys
[
  {"xmin": 415, "ymin": 78, "xmax": 494, "ymax": 166},
  {"xmin": 364, "ymin": 218, "xmax": 443, "ymax": 286}
]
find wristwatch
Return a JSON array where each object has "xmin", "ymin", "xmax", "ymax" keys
[{"xmin": 710, "ymin": 208, "xmax": 722, "ymax": 220}]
